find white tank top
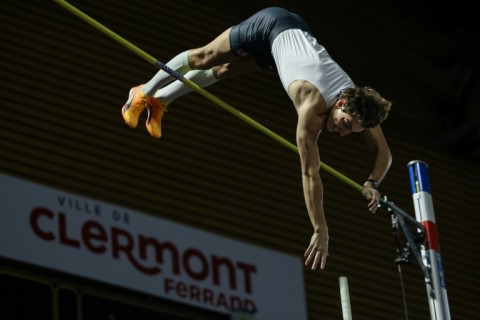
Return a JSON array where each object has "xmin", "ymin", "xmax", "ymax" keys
[{"xmin": 271, "ymin": 29, "xmax": 354, "ymax": 108}]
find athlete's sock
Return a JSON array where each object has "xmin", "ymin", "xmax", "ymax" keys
[
  {"xmin": 153, "ymin": 69, "xmax": 218, "ymax": 105},
  {"xmin": 142, "ymin": 50, "xmax": 190, "ymax": 96}
]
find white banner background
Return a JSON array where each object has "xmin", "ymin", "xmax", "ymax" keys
[{"xmin": 0, "ymin": 173, "xmax": 306, "ymax": 319}]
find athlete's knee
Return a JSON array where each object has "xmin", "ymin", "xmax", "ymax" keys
[
  {"xmin": 188, "ymin": 48, "xmax": 216, "ymax": 70},
  {"xmin": 212, "ymin": 64, "xmax": 236, "ymax": 80}
]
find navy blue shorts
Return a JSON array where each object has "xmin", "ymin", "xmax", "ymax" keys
[{"xmin": 229, "ymin": 7, "xmax": 311, "ymax": 69}]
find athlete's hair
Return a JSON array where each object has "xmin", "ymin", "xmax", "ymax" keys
[{"xmin": 339, "ymin": 87, "xmax": 392, "ymax": 128}]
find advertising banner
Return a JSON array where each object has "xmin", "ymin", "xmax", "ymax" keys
[{"xmin": 0, "ymin": 174, "xmax": 306, "ymax": 319}]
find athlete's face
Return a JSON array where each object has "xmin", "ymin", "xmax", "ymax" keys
[{"xmin": 326, "ymin": 99, "xmax": 364, "ymax": 136}]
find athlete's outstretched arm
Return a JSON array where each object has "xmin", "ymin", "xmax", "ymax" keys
[
  {"xmin": 296, "ymin": 103, "xmax": 329, "ymax": 270},
  {"xmin": 361, "ymin": 125, "xmax": 392, "ymax": 212}
]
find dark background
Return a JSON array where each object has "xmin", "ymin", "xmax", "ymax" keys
[{"xmin": 1, "ymin": 0, "xmax": 479, "ymax": 319}]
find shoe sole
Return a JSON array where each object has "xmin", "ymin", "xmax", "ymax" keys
[
  {"xmin": 146, "ymin": 105, "xmax": 161, "ymax": 139},
  {"xmin": 122, "ymin": 87, "xmax": 137, "ymax": 128}
]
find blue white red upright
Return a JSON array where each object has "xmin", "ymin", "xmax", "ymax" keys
[{"xmin": 407, "ymin": 160, "xmax": 451, "ymax": 320}]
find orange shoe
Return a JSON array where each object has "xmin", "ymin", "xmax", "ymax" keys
[
  {"xmin": 146, "ymin": 98, "xmax": 167, "ymax": 139},
  {"xmin": 121, "ymin": 85, "xmax": 149, "ymax": 128}
]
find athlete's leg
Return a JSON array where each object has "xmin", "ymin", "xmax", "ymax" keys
[
  {"xmin": 141, "ymin": 27, "xmax": 236, "ymax": 97},
  {"xmin": 153, "ymin": 69, "xmax": 218, "ymax": 105},
  {"xmin": 212, "ymin": 55, "xmax": 261, "ymax": 80},
  {"xmin": 152, "ymin": 54, "xmax": 260, "ymax": 106},
  {"xmin": 122, "ymin": 49, "xmax": 192, "ymax": 128},
  {"xmin": 122, "ymin": 27, "xmax": 260, "ymax": 136},
  {"xmin": 144, "ymin": 56, "xmax": 260, "ymax": 138},
  {"xmin": 121, "ymin": 28, "xmax": 231, "ymax": 129},
  {"xmin": 141, "ymin": 50, "xmax": 190, "ymax": 96},
  {"xmin": 188, "ymin": 27, "xmax": 239, "ymax": 70}
]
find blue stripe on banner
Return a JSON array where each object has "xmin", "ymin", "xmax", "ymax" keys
[{"xmin": 407, "ymin": 161, "xmax": 431, "ymax": 194}]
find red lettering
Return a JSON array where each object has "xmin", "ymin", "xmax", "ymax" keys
[
  {"xmin": 237, "ymin": 262, "xmax": 256, "ymax": 293},
  {"xmin": 111, "ymin": 227, "xmax": 160, "ymax": 275},
  {"xmin": 139, "ymin": 236, "xmax": 180, "ymax": 275},
  {"xmin": 230, "ymin": 296, "xmax": 242, "ymax": 311},
  {"xmin": 212, "ymin": 255, "xmax": 236, "ymax": 290},
  {"xmin": 58, "ymin": 213, "xmax": 80, "ymax": 248},
  {"xmin": 243, "ymin": 299, "xmax": 257, "ymax": 313},
  {"xmin": 163, "ymin": 278, "xmax": 258, "ymax": 312},
  {"xmin": 164, "ymin": 278, "xmax": 175, "ymax": 294},
  {"xmin": 183, "ymin": 248, "xmax": 208, "ymax": 281},
  {"xmin": 190, "ymin": 284, "xmax": 200, "ymax": 301},
  {"xmin": 82, "ymin": 221, "xmax": 107, "ymax": 254},
  {"xmin": 29, "ymin": 208, "xmax": 258, "ymax": 294},
  {"xmin": 216, "ymin": 292, "xmax": 228, "ymax": 308},
  {"xmin": 203, "ymin": 288, "xmax": 214, "ymax": 304},
  {"xmin": 30, "ymin": 207, "xmax": 55, "ymax": 241},
  {"xmin": 176, "ymin": 281, "xmax": 187, "ymax": 298}
]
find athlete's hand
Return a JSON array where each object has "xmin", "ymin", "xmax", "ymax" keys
[
  {"xmin": 304, "ymin": 227, "xmax": 329, "ymax": 270},
  {"xmin": 362, "ymin": 186, "xmax": 380, "ymax": 213}
]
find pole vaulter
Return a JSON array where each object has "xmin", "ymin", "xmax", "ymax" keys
[
  {"xmin": 52, "ymin": 0, "xmax": 362, "ymax": 192},
  {"xmin": 53, "ymin": 1, "xmax": 451, "ymax": 319}
]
